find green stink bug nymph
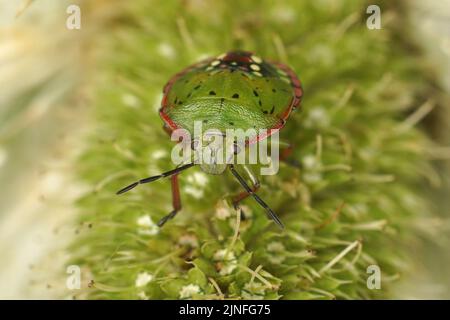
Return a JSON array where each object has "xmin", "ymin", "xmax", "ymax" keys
[{"xmin": 117, "ymin": 51, "xmax": 302, "ymax": 229}]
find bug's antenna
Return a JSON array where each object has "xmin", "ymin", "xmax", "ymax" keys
[
  {"xmin": 229, "ymin": 165, "xmax": 284, "ymax": 229},
  {"xmin": 116, "ymin": 163, "xmax": 195, "ymax": 195}
]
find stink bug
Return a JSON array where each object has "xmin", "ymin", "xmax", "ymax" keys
[{"xmin": 117, "ymin": 51, "xmax": 302, "ymax": 228}]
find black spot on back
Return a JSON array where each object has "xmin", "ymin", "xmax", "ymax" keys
[
  {"xmin": 232, "ymin": 93, "xmax": 239, "ymax": 99},
  {"xmin": 270, "ymin": 106, "xmax": 275, "ymax": 114},
  {"xmin": 209, "ymin": 91, "xmax": 216, "ymax": 96},
  {"xmin": 193, "ymin": 84, "xmax": 201, "ymax": 90},
  {"xmin": 253, "ymin": 90, "xmax": 259, "ymax": 97}
]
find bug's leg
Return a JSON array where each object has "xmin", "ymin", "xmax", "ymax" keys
[
  {"xmin": 229, "ymin": 165, "xmax": 284, "ymax": 229},
  {"xmin": 157, "ymin": 173, "xmax": 182, "ymax": 227},
  {"xmin": 116, "ymin": 163, "xmax": 194, "ymax": 194},
  {"xmin": 232, "ymin": 165, "xmax": 260, "ymax": 209}
]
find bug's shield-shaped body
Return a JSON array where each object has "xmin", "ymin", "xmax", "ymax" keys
[
  {"xmin": 118, "ymin": 51, "xmax": 302, "ymax": 229},
  {"xmin": 160, "ymin": 50, "xmax": 302, "ymax": 145}
]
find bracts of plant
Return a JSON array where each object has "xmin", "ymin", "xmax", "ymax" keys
[{"xmin": 67, "ymin": 0, "xmax": 439, "ymax": 299}]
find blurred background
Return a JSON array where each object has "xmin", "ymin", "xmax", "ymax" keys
[{"xmin": 0, "ymin": 0, "xmax": 449, "ymax": 299}]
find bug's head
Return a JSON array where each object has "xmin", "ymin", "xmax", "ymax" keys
[{"xmin": 191, "ymin": 129, "xmax": 243, "ymax": 175}]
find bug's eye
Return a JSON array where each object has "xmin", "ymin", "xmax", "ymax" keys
[
  {"xmin": 191, "ymin": 139, "xmax": 200, "ymax": 150},
  {"xmin": 233, "ymin": 143, "xmax": 241, "ymax": 155}
]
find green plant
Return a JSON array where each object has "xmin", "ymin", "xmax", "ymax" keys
[{"xmin": 69, "ymin": 0, "xmax": 435, "ymax": 299}]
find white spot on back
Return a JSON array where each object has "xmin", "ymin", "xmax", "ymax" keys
[
  {"xmin": 251, "ymin": 55, "xmax": 262, "ymax": 64},
  {"xmin": 250, "ymin": 64, "xmax": 261, "ymax": 71}
]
